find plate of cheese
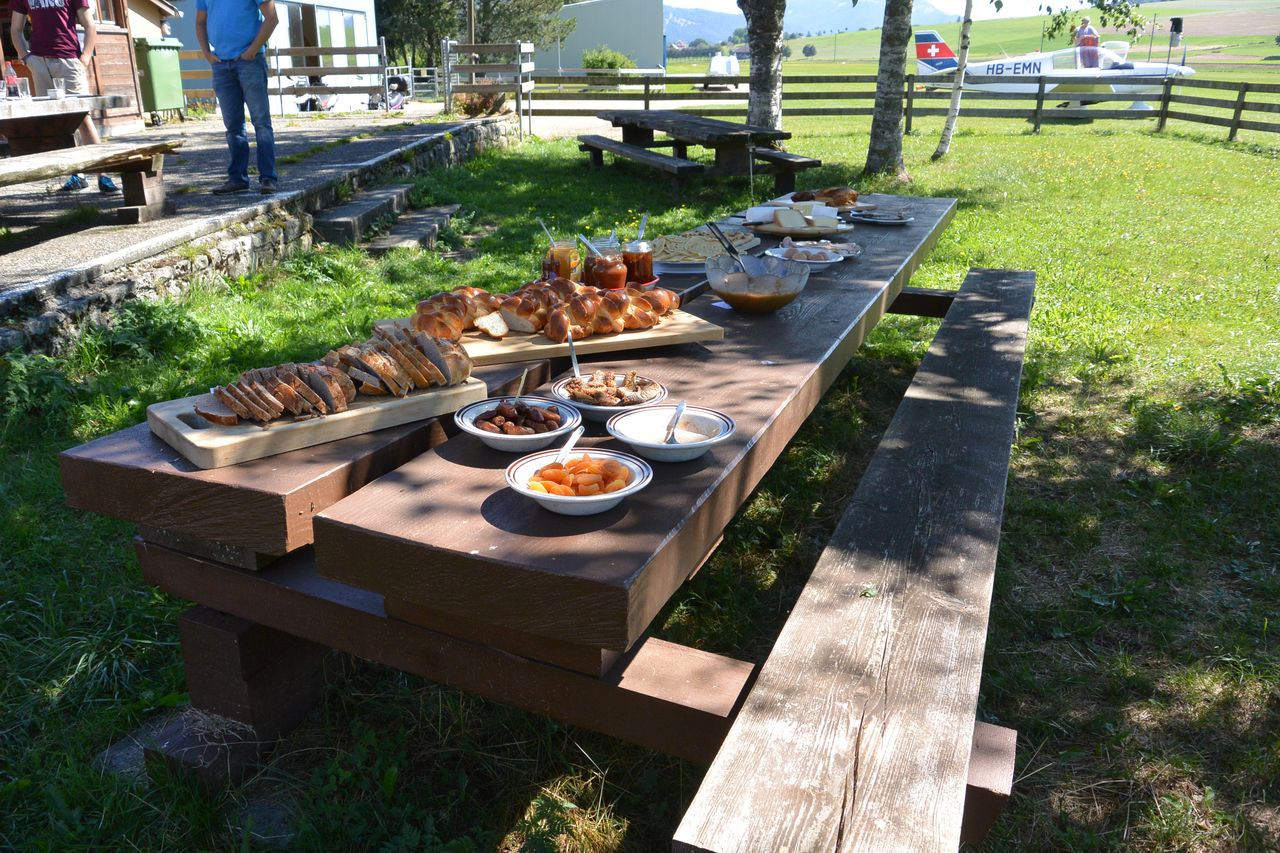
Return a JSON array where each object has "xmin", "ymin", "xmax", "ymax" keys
[{"xmin": 746, "ymin": 205, "xmax": 854, "ymax": 237}]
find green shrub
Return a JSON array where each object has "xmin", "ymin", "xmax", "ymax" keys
[{"xmin": 581, "ymin": 45, "xmax": 636, "ymax": 70}]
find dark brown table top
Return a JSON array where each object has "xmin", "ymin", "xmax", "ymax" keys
[
  {"xmin": 596, "ymin": 110, "xmax": 790, "ymax": 146},
  {"xmin": 313, "ymin": 195, "xmax": 957, "ymax": 652},
  {"xmin": 0, "ymin": 94, "xmax": 129, "ymax": 122}
]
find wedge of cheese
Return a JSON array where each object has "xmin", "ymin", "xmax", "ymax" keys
[
  {"xmin": 772, "ymin": 208, "xmax": 808, "ymax": 229},
  {"xmin": 744, "ymin": 205, "xmax": 780, "ymax": 224}
]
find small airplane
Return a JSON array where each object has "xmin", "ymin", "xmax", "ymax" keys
[{"xmin": 913, "ymin": 30, "xmax": 1195, "ymax": 109}]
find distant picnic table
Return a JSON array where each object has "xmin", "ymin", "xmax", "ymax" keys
[{"xmin": 0, "ymin": 94, "xmax": 128, "ymax": 156}]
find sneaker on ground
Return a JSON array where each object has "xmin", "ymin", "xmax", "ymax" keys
[
  {"xmin": 259, "ymin": 179, "xmax": 277, "ymax": 195},
  {"xmin": 98, "ymin": 175, "xmax": 120, "ymax": 193},
  {"xmin": 212, "ymin": 181, "xmax": 251, "ymax": 195},
  {"xmin": 58, "ymin": 175, "xmax": 89, "ymax": 193}
]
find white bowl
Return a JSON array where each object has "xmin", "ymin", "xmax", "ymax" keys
[
  {"xmin": 455, "ymin": 396, "xmax": 582, "ymax": 452},
  {"xmin": 606, "ymin": 405, "xmax": 736, "ymax": 463},
  {"xmin": 550, "ymin": 374, "xmax": 669, "ymax": 422},
  {"xmin": 506, "ymin": 448, "xmax": 653, "ymax": 516}
]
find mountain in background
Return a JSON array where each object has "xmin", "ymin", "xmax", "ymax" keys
[{"xmin": 663, "ymin": 1, "xmax": 959, "ymax": 45}]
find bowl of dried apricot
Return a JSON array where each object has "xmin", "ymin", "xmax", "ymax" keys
[{"xmin": 506, "ymin": 449, "xmax": 653, "ymax": 516}]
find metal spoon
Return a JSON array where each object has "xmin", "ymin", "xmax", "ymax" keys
[
  {"xmin": 705, "ymin": 221, "xmax": 748, "ymax": 274},
  {"xmin": 566, "ymin": 327, "xmax": 581, "ymax": 378},
  {"xmin": 509, "ymin": 366, "xmax": 528, "ymax": 405},
  {"xmin": 553, "ymin": 425, "xmax": 586, "ymax": 466},
  {"xmin": 663, "ymin": 400, "xmax": 687, "ymax": 445},
  {"xmin": 637, "ymin": 213, "xmax": 648, "ymax": 241},
  {"xmin": 577, "ymin": 233, "xmax": 603, "ymax": 258},
  {"xmin": 537, "ymin": 218, "xmax": 555, "ymax": 246}
]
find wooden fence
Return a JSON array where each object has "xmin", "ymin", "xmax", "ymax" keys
[
  {"xmin": 443, "ymin": 40, "xmax": 535, "ymax": 138},
  {"xmin": 180, "ymin": 39, "xmax": 391, "ymax": 115},
  {"xmin": 528, "ymin": 72, "xmax": 1280, "ymax": 140}
]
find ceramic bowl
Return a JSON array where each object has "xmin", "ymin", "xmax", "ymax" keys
[
  {"xmin": 550, "ymin": 374, "xmax": 668, "ymax": 422},
  {"xmin": 454, "ymin": 396, "xmax": 582, "ymax": 452},
  {"xmin": 506, "ymin": 448, "xmax": 653, "ymax": 516},
  {"xmin": 606, "ymin": 405, "xmax": 736, "ymax": 463},
  {"xmin": 705, "ymin": 253, "xmax": 810, "ymax": 314}
]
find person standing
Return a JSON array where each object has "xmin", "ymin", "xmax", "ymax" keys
[
  {"xmin": 195, "ymin": 0, "xmax": 279, "ymax": 194},
  {"xmin": 9, "ymin": 0, "xmax": 120, "ymax": 193},
  {"xmin": 1074, "ymin": 16, "xmax": 1100, "ymax": 68}
]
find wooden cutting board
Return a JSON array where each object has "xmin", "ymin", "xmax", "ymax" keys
[
  {"xmin": 147, "ymin": 379, "xmax": 487, "ymax": 469},
  {"xmin": 749, "ymin": 222, "xmax": 856, "ymax": 238},
  {"xmin": 375, "ymin": 309, "xmax": 723, "ymax": 367}
]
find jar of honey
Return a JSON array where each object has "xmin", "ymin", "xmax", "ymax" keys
[
  {"xmin": 582, "ymin": 236, "xmax": 619, "ymax": 288},
  {"xmin": 542, "ymin": 240, "xmax": 581, "ymax": 282},
  {"xmin": 622, "ymin": 240, "xmax": 654, "ymax": 285},
  {"xmin": 591, "ymin": 251, "xmax": 628, "ymax": 290}
]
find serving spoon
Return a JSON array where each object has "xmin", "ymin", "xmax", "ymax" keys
[
  {"xmin": 553, "ymin": 425, "xmax": 586, "ymax": 466},
  {"xmin": 566, "ymin": 327, "xmax": 582, "ymax": 378},
  {"xmin": 663, "ymin": 400, "xmax": 687, "ymax": 445}
]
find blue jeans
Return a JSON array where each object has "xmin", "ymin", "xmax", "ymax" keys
[{"xmin": 211, "ymin": 55, "xmax": 277, "ymax": 185}]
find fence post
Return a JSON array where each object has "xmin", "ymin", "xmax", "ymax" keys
[
  {"xmin": 1032, "ymin": 76, "xmax": 1046, "ymax": 134},
  {"xmin": 274, "ymin": 46, "xmax": 284, "ymax": 117},
  {"xmin": 379, "ymin": 36, "xmax": 389, "ymax": 113},
  {"xmin": 904, "ymin": 73, "xmax": 915, "ymax": 135},
  {"xmin": 1156, "ymin": 77, "xmax": 1173, "ymax": 132},
  {"xmin": 1227, "ymin": 81, "xmax": 1248, "ymax": 142},
  {"xmin": 442, "ymin": 38, "xmax": 452, "ymax": 112},
  {"xmin": 644, "ymin": 78, "xmax": 651, "ymax": 110}
]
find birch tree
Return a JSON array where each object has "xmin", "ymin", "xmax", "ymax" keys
[
  {"xmin": 737, "ymin": 0, "xmax": 787, "ymax": 130},
  {"xmin": 863, "ymin": 0, "xmax": 914, "ymax": 178},
  {"xmin": 931, "ymin": 0, "xmax": 975, "ymax": 160}
]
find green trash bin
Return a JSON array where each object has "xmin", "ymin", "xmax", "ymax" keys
[{"xmin": 134, "ymin": 36, "xmax": 186, "ymax": 122}]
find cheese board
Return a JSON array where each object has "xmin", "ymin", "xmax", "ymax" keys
[
  {"xmin": 749, "ymin": 222, "xmax": 855, "ymax": 238},
  {"xmin": 375, "ymin": 309, "xmax": 723, "ymax": 367},
  {"xmin": 147, "ymin": 379, "xmax": 487, "ymax": 469}
]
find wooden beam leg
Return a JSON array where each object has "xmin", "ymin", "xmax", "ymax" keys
[
  {"xmin": 673, "ymin": 142, "xmax": 689, "ymax": 160},
  {"xmin": 143, "ymin": 605, "xmax": 328, "ymax": 790},
  {"xmin": 586, "ymin": 148, "xmax": 604, "ymax": 168},
  {"xmin": 118, "ymin": 159, "xmax": 168, "ymax": 224},
  {"xmin": 772, "ymin": 169, "xmax": 796, "ymax": 195},
  {"xmin": 961, "ymin": 721, "xmax": 1018, "ymax": 844},
  {"xmin": 887, "ymin": 286, "xmax": 959, "ymax": 319},
  {"xmin": 714, "ymin": 144, "xmax": 751, "ymax": 176}
]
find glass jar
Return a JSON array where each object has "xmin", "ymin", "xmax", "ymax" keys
[
  {"xmin": 582, "ymin": 237, "xmax": 620, "ymax": 288},
  {"xmin": 622, "ymin": 240, "xmax": 654, "ymax": 285},
  {"xmin": 542, "ymin": 240, "xmax": 581, "ymax": 282},
  {"xmin": 591, "ymin": 251, "xmax": 628, "ymax": 290}
]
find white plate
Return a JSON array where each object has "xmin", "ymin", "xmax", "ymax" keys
[
  {"xmin": 550, "ymin": 374, "xmax": 669, "ymax": 421},
  {"xmin": 847, "ymin": 212, "xmax": 914, "ymax": 226},
  {"xmin": 768, "ymin": 193, "xmax": 877, "ymax": 212},
  {"xmin": 763, "ymin": 247, "xmax": 844, "ymax": 268},
  {"xmin": 654, "ymin": 260, "xmax": 707, "ymax": 275}
]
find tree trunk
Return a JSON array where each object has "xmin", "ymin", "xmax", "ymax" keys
[
  {"xmin": 932, "ymin": 0, "xmax": 974, "ymax": 160},
  {"xmin": 738, "ymin": 0, "xmax": 786, "ymax": 130},
  {"xmin": 864, "ymin": 0, "xmax": 914, "ymax": 178}
]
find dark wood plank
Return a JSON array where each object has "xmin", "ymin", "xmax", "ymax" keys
[
  {"xmin": 313, "ymin": 196, "xmax": 958, "ymax": 651},
  {"xmin": 673, "ymin": 269, "xmax": 1035, "ymax": 852},
  {"xmin": 750, "ymin": 147, "xmax": 821, "ymax": 167},
  {"xmin": 136, "ymin": 540, "xmax": 755, "ymax": 764},
  {"xmin": 596, "ymin": 109, "xmax": 789, "ymax": 146},
  {"xmin": 577, "ymin": 134, "xmax": 705, "ymax": 175},
  {"xmin": 60, "ymin": 361, "xmax": 546, "ymax": 554}
]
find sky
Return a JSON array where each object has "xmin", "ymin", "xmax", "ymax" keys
[{"xmin": 662, "ymin": 0, "xmax": 1079, "ymax": 22}]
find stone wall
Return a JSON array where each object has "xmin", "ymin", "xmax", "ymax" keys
[{"xmin": 0, "ymin": 113, "xmax": 517, "ymax": 355}]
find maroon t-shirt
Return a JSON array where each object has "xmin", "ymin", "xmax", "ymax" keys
[{"xmin": 10, "ymin": 0, "xmax": 89, "ymax": 59}]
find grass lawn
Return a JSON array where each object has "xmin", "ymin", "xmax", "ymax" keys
[{"xmin": 2, "ymin": 113, "xmax": 1279, "ymax": 849}]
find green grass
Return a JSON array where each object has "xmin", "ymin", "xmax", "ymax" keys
[{"xmin": 2, "ymin": 112, "xmax": 1279, "ymax": 849}]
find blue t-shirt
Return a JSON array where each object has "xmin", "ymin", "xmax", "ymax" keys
[{"xmin": 197, "ymin": 0, "xmax": 265, "ymax": 60}]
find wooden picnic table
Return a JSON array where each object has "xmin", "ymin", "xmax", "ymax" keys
[
  {"xmin": 0, "ymin": 94, "xmax": 129, "ymax": 155},
  {"xmin": 596, "ymin": 109, "xmax": 789, "ymax": 175},
  {"xmin": 59, "ymin": 194, "xmax": 958, "ymax": 775}
]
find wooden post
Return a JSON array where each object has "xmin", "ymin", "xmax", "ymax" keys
[
  {"xmin": 1227, "ymin": 82, "xmax": 1248, "ymax": 142},
  {"xmin": 380, "ymin": 37, "xmax": 389, "ymax": 113},
  {"xmin": 273, "ymin": 46, "xmax": 284, "ymax": 117},
  {"xmin": 904, "ymin": 74, "xmax": 915, "ymax": 135},
  {"xmin": 1156, "ymin": 77, "xmax": 1173, "ymax": 132},
  {"xmin": 1032, "ymin": 76, "xmax": 1046, "ymax": 133},
  {"xmin": 644, "ymin": 78, "xmax": 651, "ymax": 110}
]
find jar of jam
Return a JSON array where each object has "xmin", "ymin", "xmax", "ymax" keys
[
  {"xmin": 591, "ymin": 251, "xmax": 628, "ymax": 290},
  {"xmin": 622, "ymin": 240, "xmax": 654, "ymax": 285},
  {"xmin": 582, "ymin": 236, "xmax": 619, "ymax": 288},
  {"xmin": 542, "ymin": 240, "xmax": 581, "ymax": 282}
]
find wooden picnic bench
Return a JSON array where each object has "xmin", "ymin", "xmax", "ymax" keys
[
  {"xmin": 750, "ymin": 145, "xmax": 822, "ymax": 194},
  {"xmin": 675, "ymin": 268, "xmax": 1035, "ymax": 851},
  {"xmin": 578, "ymin": 133, "xmax": 706, "ymax": 188},
  {"xmin": 58, "ymin": 195, "xmax": 1034, "ymax": 844},
  {"xmin": 0, "ymin": 94, "xmax": 129, "ymax": 155},
  {"xmin": 0, "ymin": 139, "xmax": 183, "ymax": 223}
]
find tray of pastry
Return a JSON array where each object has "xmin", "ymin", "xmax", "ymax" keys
[{"xmin": 375, "ymin": 281, "xmax": 724, "ymax": 367}]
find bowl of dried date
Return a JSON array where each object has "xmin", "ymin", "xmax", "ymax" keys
[{"xmin": 454, "ymin": 396, "xmax": 583, "ymax": 452}]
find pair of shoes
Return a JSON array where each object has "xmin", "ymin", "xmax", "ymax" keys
[
  {"xmin": 98, "ymin": 175, "xmax": 120, "ymax": 194},
  {"xmin": 212, "ymin": 181, "xmax": 251, "ymax": 195},
  {"xmin": 259, "ymin": 179, "xmax": 277, "ymax": 195},
  {"xmin": 57, "ymin": 174, "xmax": 89, "ymax": 193}
]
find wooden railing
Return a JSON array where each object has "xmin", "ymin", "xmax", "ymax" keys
[
  {"xmin": 179, "ymin": 39, "xmax": 391, "ymax": 114},
  {"xmin": 528, "ymin": 72, "xmax": 1280, "ymax": 139},
  {"xmin": 443, "ymin": 40, "xmax": 535, "ymax": 137}
]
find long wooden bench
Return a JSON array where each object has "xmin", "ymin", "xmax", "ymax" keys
[
  {"xmin": 675, "ymin": 268, "xmax": 1036, "ymax": 851},
  {"xmin": 577, "ymin": 134, "xmax": 706, "ymax": 187},
  {"xmin": 751, "ymin": 146, "xmax": 821, "ymax": 193},
  {"xmin": 0, "ymin": 140, "xmax": 182, "ymax": 223}
]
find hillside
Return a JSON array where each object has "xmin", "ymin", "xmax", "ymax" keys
[{"xmin": 663, "ymin": 0, "xmax": 959, "ymax": 46}]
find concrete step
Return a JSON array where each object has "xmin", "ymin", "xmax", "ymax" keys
[
  {"xmin": 312, "ymin": 184, "xmax": 411, "ymax": 246},
  {"xmin": 365, "ymin": 204, "xmax": 461, "ymax": 256}
]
